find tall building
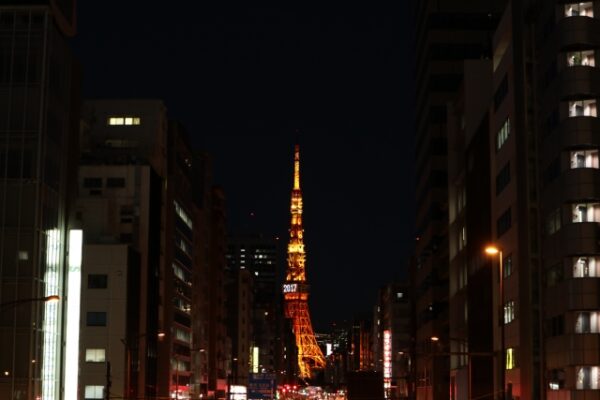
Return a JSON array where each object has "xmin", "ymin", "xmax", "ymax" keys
[
  {"xmin": 538, "ymin": 3, "xmax": 600, "ymax": 398},
  {"xmin": 411, "ymin": 1, "xmax": 505, "ymax": 399},
  {"xmin": 227, "ymin": 234, "xmax": 281, "ymax": 376},
  {"xmin": 0, "ymin": 2, "xmax": 80, "ymax": 400},
  {"xmin": 374, "ymin": 283, "xmax": 412, "ymax": 400},
  {"xmin": 446, "ymin": 60, "xmax": 495, "ymax": 400}
]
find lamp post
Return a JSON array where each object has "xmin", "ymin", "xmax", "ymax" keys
[
  {"xmin": 485, "ymin": 245, "xmax": 505, "ymax": 400},
  {"xmin": 0, "ymin": 295, "xmax": 60, "ymax": 310}
]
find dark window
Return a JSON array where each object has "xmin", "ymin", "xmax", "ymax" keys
[
  {"xmin": 546, "ymin": 263, "xmax": 564, "ymax": 287},
  {"xmin": 83, "ymin": 177, "xmax": 102, "ymax": 188},
  {"xmin": 86, "ymin": 312, "xmax": 107, "ymax": 327},
  {"xmin": 497, "ymin": 208, "xmax": 512, "ymax": 237},
  {"xmin": 503, "ymin": 254, "xmax": 513, "ymax": 278},
  {"xmin": 428, "ymin": 105, "xmax": 447, "ymax": 124},
  {"xmin": 549, "ymin": 315, "xmax": 564, "ymax": 337},
  {"xmin": 88, "ymin": 274, "xmax": 108, "ymax": 289},
  {"xmin": 494, "ymin": 75, "xmax": 509, "ymax": 110},
  {"xmin": 543, "ymin": 158, "xmax": 560, "ymax": 186},
  {"xmin": 496, "ymin": 162, "xmax": 511, "ymax": 195},
  {"xmin": 106, "ymin": 177, "xmax": 125, "ymax": 188}
]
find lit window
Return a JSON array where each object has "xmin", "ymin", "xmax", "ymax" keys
[
  {"xmin": 506, "ymin": 348, "xmax": 517, "ymax": 370},
  {"xmin": 458, "ymin": 226, "xmax": 467, "ymax": 251},
  {"xmin": 575, "ymin": 311, "xmax": 600, "ymax": 333},
  {"xmin": 504, "ymin": 300, "xmax": 516, "ymax": 324},
  {"xmin": 576, "ymin": 366, "xmax": 600, "ymax": 389},
  {"xmin": 503, "ymin": 254, "xmax": 513, "ymax": 278},
  {"xmin": 85, "ymin": 349, "xmax": 106, "ymax": 363},
  {"xmin": 571, "ymin": 150, "xmax": 599, "ymax": 169},
  {"xmin": 572, "ymin": 203, "xmax": 600, "ymax": 222},
  {"xmin": 397, "ymin": 292, "xmax": 404, "ymax": 299},
  {"xmin": 569, "ymin": 99, "xmax": 597, "ymax": 117},
  {"xmin": 573, "ymin": 256, "xmax": 600, "ymax": 277},
  {"xmin": 496, "ymin": 118, "xmax": 511, "ymax": 151},
  {"xmin": 568, "ymin": 50, "xmax": 596, "ymax": 67},
  {"xmin": 107, "ymin": 116, "xmax": 141, "ymax": 126},
  {"xmin": 565, "ymin": 3, "xmax": 594, "ymax": 18},
  {"xmin": 174, "ymin": 201, "xmax": 193, "ymax": 229},
  {"xmin": 108, "ymin": 117, "xmax": 124, "ymax": 125},
  {"xmin": 84, "ymin": 385, "xmax": 105, "ymax": 399}
]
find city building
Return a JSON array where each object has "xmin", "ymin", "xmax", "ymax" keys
[
  {"xmin": 446, "ymin": 60, "xmax": 495, "ymax": 400},
  {"xmin": 411, "ymin": 1, "xmax": 505, "ymax": 399},
  {"xmin": 0, "ymin": 2, "xmax": 80, "ymax": 399},
  {"xmin": 227, "ymin": 234, "xmax": 281, "ymax": 377},
  {"xmin": 374, "ymin": 283, "xmax": 412, "ymax": 400}
]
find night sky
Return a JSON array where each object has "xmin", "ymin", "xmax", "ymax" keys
[{"xmin": 72, "ymin": 4, "xmax": 415, "ymax": 330}]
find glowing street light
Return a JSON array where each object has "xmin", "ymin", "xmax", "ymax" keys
[{"xmin": 484, "ymin": 244, "xmax": 505, "ymax": 400}]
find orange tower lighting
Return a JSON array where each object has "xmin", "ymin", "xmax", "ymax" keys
[{"xmin": 283, "ymin": 144, "xmax": 326, "ymax": 379}]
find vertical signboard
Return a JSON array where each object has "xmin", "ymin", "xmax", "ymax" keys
[{"xmin": 383, "ymin": 330, "xmax": 392, "ymax": 398}]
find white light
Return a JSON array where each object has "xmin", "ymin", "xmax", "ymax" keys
[
  {"xmin": 42, "ymin": 229, "xmax": 61, "ymax": 400},
  {"xmin": 64, "ymin": 230, "xmax": 82, "ymax": 400},
  {"xmin": 252, "ymin": 347, "xmax": 259, "ymax": 373}
]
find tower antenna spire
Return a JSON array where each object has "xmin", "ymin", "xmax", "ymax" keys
[{"xmin": 283, "ymin": 142, "xmax": 326, "ymax": 379}]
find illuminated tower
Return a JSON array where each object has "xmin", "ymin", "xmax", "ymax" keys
[{"xmin": 283, "ymin": 144, "xmax": 326, "ymax": 379}]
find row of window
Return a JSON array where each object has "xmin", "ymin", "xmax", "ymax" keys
[
  {"xmin": 107, "ymin": 116, "xmax": 141, "ymax": 126},
  {"xmin": 549, "ymin": 366, "xmax": 600, "ymax": 390},
  {"xmin": 565, "ymin": 2, "xmax": 594, "ymax": 18},
  {"xmin": 544, "ymin": 204, "xmax": 600, "ymax": 235},
  {"xmin": 82, "ymin": 177, "xmax": 126, "ymax": 189}
]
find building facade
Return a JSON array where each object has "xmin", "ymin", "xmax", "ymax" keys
[{"xmin": 0, "ymin": 3, "xmax": 80, "ymax": 399}]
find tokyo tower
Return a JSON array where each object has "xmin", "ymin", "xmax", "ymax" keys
[{"xmin": 282, "ymin": 144, "xmax": 326, "ymax": 379}]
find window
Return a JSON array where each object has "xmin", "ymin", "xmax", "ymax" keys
[
  {"xmin": 85, "ymin": 349, "xmax": 106, "ymax": 363},
  {"xmin": 458, "ymin": 226, "xmax": 467, "ymax": 251},
  {"xmin": 504, "ymin": 300, "xmax": 516, "ymax": 324},
  {"xmin": 88, "ymin": 274, "xmax": 108, "ymax": 289},
  {"xmin": 397, "ymin": 292, "xmax": 404, "ymax": 299},
  {"xmin": 565, "ymin": 3, "xmax": 594, "ymax": 18},
  {"xmin": 456, "ymin": 185, "xmax": 466, "ymax": 214},
  {"xmin": 497, "ymin": 208, "xmax": 512, "ymax": 237},
  {"xmin": 83, "ymin": 177, "xmax": 102, "ymax": 188},
  {"xmin": 546, "ymin": 208, "xmax": 562, "ymax": 235},
  {"xmin": 503, "ymin": 254, "xmax": 513, "ymax": 278},
  {"xmin": 548, "ymin": 369, "xmax": 566, "ymax": 390},
  {"xmin": 496, "ymin": 118, "xmax": 511, "ymax": 151},
  {"xmin": 107, "ymin": 116, "xmax": 141, "ymax": 126},
  {"xmin": 174, "ymin": 201, "xmax": 193, "ymax": 229},
  {"xmin": 571, "ymin": 150, "xmax": 599, "ymax": 169},
  {"xmin": 175, "ymin": 328, "xmax": 191, "ymax": 344},
  {"xmin": 575, "ymin": 311, "xmax": 600, "ymax": 333},
  {"xmin": 547, "ymin": 263, "xmax": 564, "ymax": 287},
  {"xmin": 84, "ymin": 385, "xmax": 105, "ymax": 399},
  {"xmin": 569, "ymin": 99, "xmax": 597, "ymax": 117},
  {"xmin": 106, "ymin": 177, "xmax": 125, "ymax": 188},
  {"xmin": 496, "ymin": 162, "xmax": 510, "ymax": 195},
  {"xmin": 506, "ymin": 348, "xmax": 518, "ymax": 370},
  {"xmin": 86, "ymin": 312, "xmax": 107, "ymax": 327},
  {"xmin": 550, "ymin": 315, "xmax": 565, "ymax": 337},
  {"xmin": 494, "ymin": 74, "xmax": 508, "ymax": 110},
  {"xmin": 572, "ymin": 203, "xmax": 600, "ymax": 222},
  {"xmin": 573, "ymin": 256, "xmax": 600, "ymax": 277},
  {"xmin": 567, "ymin": 50, "xmax": 596, "ymax": 67},
  {"xmin": 576, "ymin": 366, "xmax": 600, "ymax": 389}
]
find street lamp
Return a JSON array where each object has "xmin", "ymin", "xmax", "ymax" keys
[
  {"xmin": 485, "ymin": 245, "xmax": 505, "ymax": 400},
  {"xmin": 0, "ymin": 295, "xmax": 60, "ymax": 310}
]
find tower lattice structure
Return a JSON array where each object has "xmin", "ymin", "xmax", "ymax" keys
[{"xmin": 283, "ymin": 144, "xmax": 326, "ymax": 379}]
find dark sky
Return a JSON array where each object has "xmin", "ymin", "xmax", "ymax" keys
[{"xmin": 72, "ymin": 3, "xmax": 415, "ymax": 330}]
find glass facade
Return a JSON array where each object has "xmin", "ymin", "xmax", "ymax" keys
[{"xmin": 0, "ymin": 6, "xmax": 77, "ymax": 400}]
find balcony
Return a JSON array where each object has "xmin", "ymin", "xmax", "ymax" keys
[
  {"xmin": 557, "ymin": 14, "xmax": 600, "ymax": 50},
  {"xmin": 559, "ymin": 116, "xmax": 600, "ymax": 148},
  {"xmin": 560, "ymin": 169, "xmax": 600, "ymax": 201},
  {"xmin": 558, "ymin": 67, "xmax": 600, "ymax": 98}
]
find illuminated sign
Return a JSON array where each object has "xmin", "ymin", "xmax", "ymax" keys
[
  {"xmin": 283, "ymin": 283, "xmax": 298, "ymax": 293},
  {"xmin": 230, "ymin": 385, "xmax": 247, "ymax": 400},
  {"xmin": 252, "ymin": 346, "xmax": 260, "ymax": 373},
  {"xmin": 42, "ymin": 229, "xmax": 61, "ymax": 400},
  {"xmin": 383, "ymin": 330, "xmax": 392, "ymax": 398}
]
